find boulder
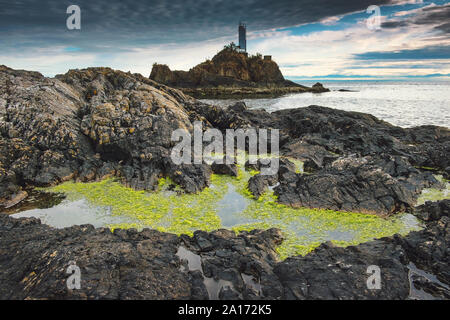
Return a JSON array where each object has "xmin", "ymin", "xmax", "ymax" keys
[{"xmin": 274, "ymin": 155, "xmax": 441, "ymax": 215}]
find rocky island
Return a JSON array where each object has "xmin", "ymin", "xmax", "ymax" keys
[
  {"xmin": 150, "ymin": 43, "xmax": 329, "ymax": 99},
  {"xmin": 0, "ymin": 65, "xmax": 449, "ymax": 300}
]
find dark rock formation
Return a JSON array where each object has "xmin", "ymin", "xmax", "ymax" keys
[
  {"xmin": 400, "ymin": 200, "xmax": 450, "ymax": 296},
  {"xmin": 151, "ymin": 47, "xmax": 285, "ymax": 87},
  {"xmin": 201, "ymin": 103, "xmax": 448, "ymax": 214},
  {"xmin": 0, "ymin": 65, "xmax": 448, "ymax": 217},
  {"xmin": 311, "ymin": 82, "xmax": 327, "ymax": 92},
  {"xmin": 0, "ymin": 66, "xmax": 220, "ymax": 208},
  {"xmin": 338, "ymin": 89, "xmax": 358, "ymax": 92},
  {"xmin": 247, "ymin": 174, "xmax": 278, "ymax": 199},
  {"xmin": 0, "ymin": 214, "xmax": 191, "ymax": 299},
  {"xmin": 274, "ymin": 155, "xmax": 441, "ymax": 215},
  {"xmin": 444, "ymin": 167, "xmax": 450, "ymax": 180},
  {"xmin": 274, "ymin": 239, "xmax": 410, "ymax": 299},
  {"xmin": 1, "ymin": 199, "xmax": 449, "ymax": 299},
  {"xmin": 150, "ymin": 47, "xmax": 329, "ymax": 98},
  {"xmin": 0, "ymin": 214, "xmax": 283, "ymax": 300},
  {"xmin": 413, "ymin": 199, "xmax": 449, "ymax": 222},
  {"xmin": 246, "ymin": 158, "xmax": 295, "ymax": 199},
  {"xmin": 211, "ymin": 162, "xmax": 238, "ymax": 177}
]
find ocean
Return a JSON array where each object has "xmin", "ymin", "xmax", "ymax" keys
[{"xmin": 201, "ymin": 80, "xmax": 450, "ymax": 128}]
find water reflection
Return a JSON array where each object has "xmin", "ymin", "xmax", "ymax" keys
[{"xmin": 11, "ymin": 198, "xmax": 133, "ymax": 228}]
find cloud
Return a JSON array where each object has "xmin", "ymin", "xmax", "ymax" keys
[
  {"xmin": 1, "ymin": 0, "xmax": 449, "ymax": 79},
  {"xmin": 320, "ymin": 16, "xmax": 342, "ymax": 26},
  {"xmin": 0, "ymin": 0, "xmax": 397, "ymax": 51},
  {"xmin": 381, "ymin": 21, "xmax": 410, "ymax": 28},
  {"xmin": 354, "ymin": 45, "xmax": 450, "ymax": 60},
  {"xmin": 382, "ymin": 3, "xmax": 450, "ymax": 35},
  {"xmin": 394, "ymin": 2, "xmax": 434, "ymax": 16},
  {"xmin": 246, "ymin": 8, "xmax": 450, "ymax": 79}
]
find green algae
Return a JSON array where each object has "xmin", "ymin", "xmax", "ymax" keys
[
  {"xmin": 231, "ymin": 185, "xmax": 419, "ymax": 259},
  {"xmin": 415, "ymin": 166, "xmax": 439, "ymax": 171},
  {"xmin": 46, "ymin": 176, "xmax": 224, "ymax": 235},
  {"xmin": 44, "ymin": 158, "xmax": 426, "ymax": 260},
  {"xmin": 416, "ymin": 175, "xmax": 450, "ymax": 205}
]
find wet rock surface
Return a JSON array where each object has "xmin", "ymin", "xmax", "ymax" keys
[
  {"xmin": 0, "ymin": 214, "xmax": 283, "ymax": 300},
  {"xmin": 0, "ymin": 214, "xmax": 190, "ymax": 299},
  {"xmin": 402, "ymin": 200, "xmax": 450, "ymax": 287},
  {"xmin": 0, "ymin": 65, "xmax": 216, "ymax": 208},
  {"xmin": 246, "ymin": 158, "xmax": 295, "ymax": 199},
  {"xmin": 1, "ymin": 65, "xmax": 448, "ymax": 216},
  {"xmin": 201, "ymin": 103, "xmax": 448, "ymax": 214},
  {"xmin": 1, "ymin": 199, "xmax": 449, "ymax": 300},
  {"xmin": 274, "ymin": 239, "xmax": 411, "ymax": 299},
  {"xmin": 274, "ymin": 155, "xmax": 441, "ymax": 215}
]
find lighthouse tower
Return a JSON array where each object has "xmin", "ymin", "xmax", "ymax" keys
[{"xmin": 238, "ymin": 22, "xmax": 247, "ymax": 53}]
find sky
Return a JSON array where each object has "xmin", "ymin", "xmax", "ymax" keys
[{"xmin": 0, "ymin": 0, "xmax": 449, "ymax": 80}]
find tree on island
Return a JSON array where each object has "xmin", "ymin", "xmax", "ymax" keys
[{"xmin": 223, "ymin": 42, "xmax": 239, "ymax": 52}]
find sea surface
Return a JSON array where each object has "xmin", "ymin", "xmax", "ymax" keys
[{"xmin": 201, "ymin": 80, "xmax": 450, "ymax": 128}]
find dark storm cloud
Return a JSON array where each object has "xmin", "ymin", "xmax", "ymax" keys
[
  {"xmin": 435, "ymin": 22, "xmax": 450, "ymax": 33},
  {"xmin": 0, "ymin": 0, "xmax": 395, "ymax": 52},
  {"xmin": 416, "ymin": 3, "xmax": 450, "ymax": 28},
  {"xmin": 381, "ymin": 3, "xmax": 450, "ymax": 34},
  {"xmin": 354, "ymin": 45, "xmax": 450, "ymax": 60},
  {"xmin": 381, "ymin": 21, "xmax": 409, "ymax": 28}
]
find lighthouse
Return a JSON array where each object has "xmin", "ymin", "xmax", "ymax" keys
[{"xmin": 238, "ymin": 22, "xmax": 247, "ymax": 53}]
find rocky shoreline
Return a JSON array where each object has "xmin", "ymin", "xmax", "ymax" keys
[
  {"xmin": 0, "ymin": 200, "xmax": 448, "ymax": 299},
  {"xmin": 179, "ymin": 83, "xmax": 329, "ymax": 99},
  {"xmin": 0, "ymin": 65, "xmax": 449, "ymax": 299}
]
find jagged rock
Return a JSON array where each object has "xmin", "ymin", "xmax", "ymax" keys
[
  {"xmin": 311, "ymin": 82, "xmax": 329, "ymax": 92},
  {"xmin": 0, "ymin": 214, "xmax": 190, "ymax": 299},
  {"xmin": 0, "ymin": 214, "xmax": 284, "ymax": 300},
  {"xmin": 411, "ymin": 273, "xmax": 450, "ymax": 299},
  {"xmin": 398, "ymin": 200, "xmax": 450, "ymax": 289},
  {"xmin": 0, "ymin": 66, "xmax": 214, "ymax": 205},
  {"xmin": 166, "ymin": 163, "xmax": 212, "ymax": 193},
  {"xmin": 4, "ymin": 191, "xmax": 28, "ymax": 209},
  {"xmin": 247, "ymin": 174, "xmax": 278, "ymax": 199},
  {"xmin": 211, "ymin": 162, "xmax": 238, "ymax": 177},
  {"xmin": 274, "ymin": 239, "xmax": 410, "ymax": 299},
  {"xmin": 414, "ymin": 199, "xmax": 449, "ymax": 222},
  {"xmin": 303, "ymin": 155, "xmax": 337, "ymax": 173},
  {"xmin": 275, "ymin": 155, "xmax": 441, "ymax": 215},
  {"xmin": 228, "ymin": 101, "xmax": 247, "ymax": 113},
  {"xmin": 151, "ymin": 47, "xmax": 286, "ymax": 87},
  {"xmin": 246, "ymin": 158, "xmax": 296, "ymax": 199}
]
